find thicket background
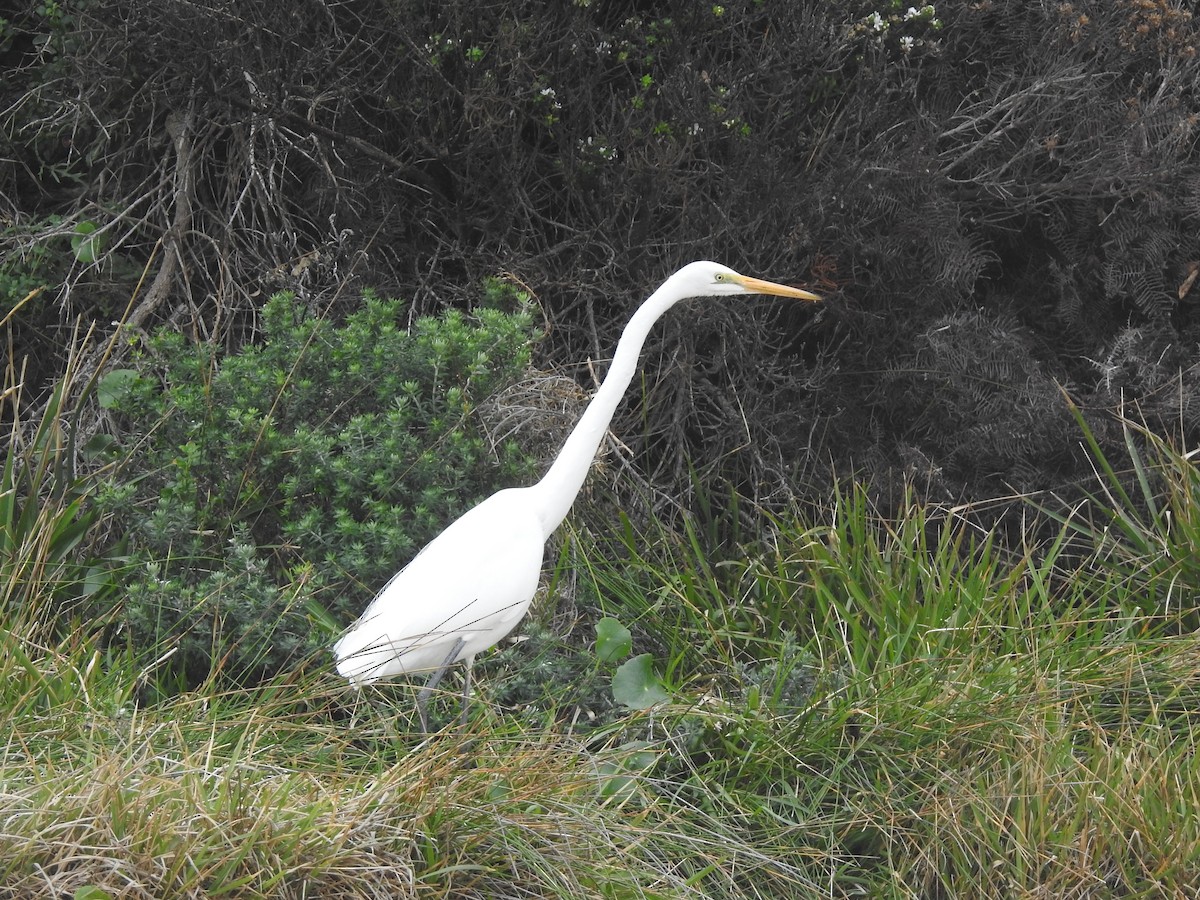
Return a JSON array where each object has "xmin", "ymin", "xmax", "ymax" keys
[
  {"xmin": 5, "ymin": 0, "xmax": 1200, "ymax": 657},
  {"xmin": 8, "ymin": 5, "xmax": 1200, "ymax": 893}
]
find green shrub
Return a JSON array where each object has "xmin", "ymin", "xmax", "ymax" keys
[
  {"xmin": 99, "ymin": 290, "xmax": 539, "ymax": 688},
  {"xmin": 1, "ymin": 373, "xmax": 113, "ymax": 644}
]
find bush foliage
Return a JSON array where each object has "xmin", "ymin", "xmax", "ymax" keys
[
  {"xmin": 4, "ymin": 7, "xmax": 1200, "ymax": 892},
  {"xmin": 4, "ymin": 0, "xmax": 1200, "ymax": 513},
  {"xmin": 99, "ymin": 292, "xmax": 538, "ymax": 685}
]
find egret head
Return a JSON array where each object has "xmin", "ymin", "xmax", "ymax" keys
[{"xmin": 669, "ymin": 260, "xmax": 821, "ymax": 301}]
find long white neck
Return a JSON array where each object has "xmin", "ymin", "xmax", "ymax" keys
[{"xmin": 529, "ymin": 281, "xmax": 688, "ymax": 537}]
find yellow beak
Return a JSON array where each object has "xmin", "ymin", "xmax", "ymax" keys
[{"xmin": 732, "ymin": 274, "xmax": 821, "ymax": 302}]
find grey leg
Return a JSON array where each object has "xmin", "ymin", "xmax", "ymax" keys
[
  {"xmin": 416, "ymin": 637, "xmax": 465, "ymax": 733},
  {"xmin": 460, "ymin": 656, "xmax": 475, "ymax": 725}
]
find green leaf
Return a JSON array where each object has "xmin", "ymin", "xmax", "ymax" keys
[
  {"xmin": 97, "ymin": 368, "xmax": 139, "ymax": 409},
  {"xmin": 611, "ymin": 653, "xmax": 669, "ymax": 710},
  {"xmin": 595, "ymin": 616, "xmax": 632, "ymax": 663},
  {"xmin": 81, "ymin": 432, "xmax": 119, "ymax": 460},
  {"xmin": 70, "ymin": 220, "xmax": 105, "ymax": 264},
  {"xmin": 597, "ymin": 741, "xmax": 657, "ymax": 805},
  {"xmin": 75, "ymin": 887, "xmax": 114, "ymax": 900},
  {"xmin": 83, "ymin": 564, "xmax": 115, "ymax": 597}
]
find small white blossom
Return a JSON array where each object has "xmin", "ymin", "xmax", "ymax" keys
[
  {"xmin": 868, "ymin": 11, "xmax": 885, "ymax": 31},
  {"xmin": 580, "ymin": 136, "xmax": 617, "ymax": 160},
  {"xmin": 900, "ymin": 35, "xmax": 915, "ymax": 52}
]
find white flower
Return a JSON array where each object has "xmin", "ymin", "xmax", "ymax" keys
[
  {"xmin": 869, "ymin": 11, "xmax": 884, "ymax": 32},
  {"xmin": 580, "ymin": 137, "xmax": 617, "ymax": 160},
  {"xmin": 905, "ymin": 6, "xmax": 919, "ymax": 18},
  {"xmin": 900, "ymin": 35, "xmax": 915, "ymax": 52}
]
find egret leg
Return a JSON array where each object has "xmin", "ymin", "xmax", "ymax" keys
[
  {"xmin": 416, "ymin": 637, "xmax": 465, "ymax": 733},
  {"xmin": 460, "ymin": 656, "xmax": 475, "ymax": 725}
]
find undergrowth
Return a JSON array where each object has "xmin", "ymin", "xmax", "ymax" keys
[
  {"xmin": 4, "ymin": 348, "xmax": 1199, "ymax": 895},
  {"xmin": 92, "ymin": 289, "xmax": 539, "ymax": 689},
  {"xmin": 2, "ymin": 280, "xmax": 1200, "ymax": 897}
]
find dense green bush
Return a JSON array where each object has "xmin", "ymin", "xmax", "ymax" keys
[
  {"xmin": 6, "ymin": 0, "xmax": 1200, "ymax": 532},
  {"xmin": 99, "ymin": 291, "xmax": 540, "ymax": 687}
]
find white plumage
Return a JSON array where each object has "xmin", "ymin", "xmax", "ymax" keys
[
  {"xmin": 333, "ymin": 261, "xmax": 819, "ymax": 729},
  {"xmin": 334, "ymin": 489, "xmax": 544, "ymax": 683}
]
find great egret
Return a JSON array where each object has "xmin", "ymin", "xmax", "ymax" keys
[{"xmin": 333, "ymin": 261, "xmax": 820, "ymax": 729}]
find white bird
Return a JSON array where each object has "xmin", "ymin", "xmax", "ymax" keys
[{"xmin": 333, "ymin": 261, "xmax": 820, "ymax": 729}]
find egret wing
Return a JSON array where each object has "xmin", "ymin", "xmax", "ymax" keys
[{"xmin": 334, "ymin": 489, "xmax": 545, "ymax": 683}]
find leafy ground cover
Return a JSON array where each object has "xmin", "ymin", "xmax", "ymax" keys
[
  {"xmin": 3, "ymin": 389, "xmax": 1197, "ymax": 897},
  {"xmin": 5, "ymin": 3, "xmax": 1200, "ymax": 895}
]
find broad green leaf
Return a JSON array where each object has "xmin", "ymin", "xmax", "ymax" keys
[
  {"xmin": 595, "ymin": 616, "xmax": 632, "ymax": 663},
  {"xmin": 81, "ymin": 432, "xmax": 119, "ymax": 460},
  {"xmin": 71, "ymin": 220, "xmax": 105, "ymax": 264},
  {"xmin": 597, "ymin": 741, "xmax": 657, "ymax": 805},
  {"xmin": 97, "ymin": 368, "xmax": 139, "ymax": 409},
  {"xmin": 611, "ymin": 653, "xmax": 669, "ymax": 710}
]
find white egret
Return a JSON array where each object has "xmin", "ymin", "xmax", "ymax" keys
[{"xmin": 333, "ymin": 261, "xmax": 820, "ymax": 729}]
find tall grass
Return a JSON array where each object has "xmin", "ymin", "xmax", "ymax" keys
[
  {"xmin": 3, "ymin": 350, "xmax": 1199, "ymax": 896},
  {"xmin": 580, "ymin": 439, "xmax": 1200, "ymax": 896}
]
